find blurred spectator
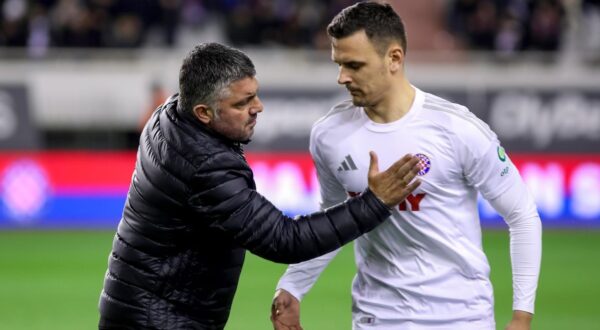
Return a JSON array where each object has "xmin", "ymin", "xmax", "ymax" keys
[
  {"xmin": 495, "ymin": 0, "xmax": 528, "ymax": 57},
  {"xmin": 526, "ymin": 0, "xmax": 565, "ymax": 51},
  {"xmin": 447, "ymin": 0, "xmax": 478, "ymax": 46},
  {"xmin": 51, "ymin": 0, "xmax": 103, "ymax": 48},
  {"xmin": 107, "ymin": 14, "xmax": 143, "ymax": 48},
  {"xmin": 467, "ymin": 0, "xmax": 498, "ymax": 50},
  {"xmin": 138, "ymin": 81, "xmax": 168, "ymax": 132},
  {"xmin": 495, "ymin": 14, "xmax": 523, "ymax": 56},
  {"xmin": 27, "ymin": 3, "xmax": 50, "ymax": 57},
  {"xmin": 226, "ymin": 3, "xmax": 260, "ymax": 45},
  {"xmin": 581, "ymin": 0, "xmax": 600, "ymax": 59},
  {"xmin": 1, "ymin": 0, "xmax": 29, "ymax": 46}
]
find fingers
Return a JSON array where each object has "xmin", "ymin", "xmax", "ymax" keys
[
  {"xmin": 400, "ymin": 179, "xmax": 421, "ymax": 199},
  {"xmin": 399, "ymin": 158, "xmax": 421, "ymax": 186},
  {"xmin": 394, "ymin": 155, "xmax": 421, "ymax": 178},
  {"xmin": 380, "ymin": 154, "xmax": 421, "ymax": 187},
  {"xmin": 272, "ymin": 318, "xmax": 289, "ymax": 330},
  {"xmin": 272, "ymin": 318, "xmax": 303, "ymax": 330},
  {"xmin": 368, "ymin": 151, "xmax": 379, "ymax": 178},
  {"xmin": 270, "ymin": 303, "xmax": 278, "ymax": 317},
  {"xmin": 271, "ymin": 308, "xmax": 302, "ymax": 330},
  {"xmin": 378, "ymin": 154, "xmax": 418, "ymax": 183},
  {"xmin": 386, "ymin": 154, "xmax": 417, "ymax": 171},
  {"xmin": 393, "ymin": 165, "xmax": 421, "ymax": 197},
  {"xmin": 271, "ymin": 300, "xmax": 286, "ymax": 319},
  {"xmin": 271, "ymin": 289, "xmax": 288, "ymax": 312},
  {"xmin": 366, "ymin": 151, "xmax": 427, "ymax": 207},
  {"xmin": 271, "ymin": 289, "xmax": 302, "ymax": 329},
  {"xmin": 370, "ymin": 153, "xmax": 418, "ymax": 181}
]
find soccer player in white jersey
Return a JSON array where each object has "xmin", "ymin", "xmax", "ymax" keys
[{"xmin": 270, "ymin": 2, "xmax": 542, "ymax": 330}]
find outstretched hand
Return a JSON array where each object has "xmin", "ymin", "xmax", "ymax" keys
[
  {"xmin": 367, "ymin": 151, "xmax": 422, "ymax": 207},
  {"xmin": 271, "ymin": 289, "xmax": 303, "ymax": 330}
]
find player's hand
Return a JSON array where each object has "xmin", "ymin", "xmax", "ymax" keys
[
  {"xmin": 367, "ymin": 152, "xmax": 422, "ymax": 207},
  {"xmin": 271, "ymin": 289, "xmax": 303, "ymax": 330},
  {"xmin": 505, "ymin": 310, "xmax": 533, "ymax": 330}
]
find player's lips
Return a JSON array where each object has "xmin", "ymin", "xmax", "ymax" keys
[{"xmin": 347, "ymin": 87, "xmax": 361, "ymax": 95}]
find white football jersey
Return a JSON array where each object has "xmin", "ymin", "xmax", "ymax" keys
[{"xmin": 277, "ymin": 88, "xmax": 541, "ymax": 330}]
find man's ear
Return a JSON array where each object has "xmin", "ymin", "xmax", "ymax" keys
[
  {"xmin": 388, "ymin": 45, "xmax": 404, "ymax": 73},
  {"xmin": 192, "ymin": 104, "xmax": 214, "ymax": 124}
]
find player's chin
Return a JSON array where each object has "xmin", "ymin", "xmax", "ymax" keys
[{"xmin": 351, "ymin": 97, "xmax": 367, "ymax": 107}]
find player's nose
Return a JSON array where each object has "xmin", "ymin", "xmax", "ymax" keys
[{"xmin": 337, "ymin": 68, "xmax": 351, "ymax": 85}]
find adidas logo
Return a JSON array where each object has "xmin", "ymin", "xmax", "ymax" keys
[{"xmin": 337, "ymin": 155, "xmax": 358, "ymax": 172}]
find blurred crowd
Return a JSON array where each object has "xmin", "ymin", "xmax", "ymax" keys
[
  {"xmin": 448, "ymin": 0, "xmax": 566, "ymax": 54},
  {"xmin": 1, "ymin": 0, "xmax": 179, "ymax": 52},
  {"xmin": 222, "ymin": 0, "xmax": 357, "ymax": 48},
  {"xmin": 1, "ymin": 0, "xmax": 598, "ymax": 56},
  {"xmin": 0, "ymin": 0, "xmax": 357, "ymax": 51}
]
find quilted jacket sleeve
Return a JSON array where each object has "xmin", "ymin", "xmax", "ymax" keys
[{"xmin": 189, "ymin": 152, "xmax": 391, "ymax": 264}]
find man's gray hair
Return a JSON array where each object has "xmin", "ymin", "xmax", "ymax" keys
[{"xmin": 178, "ymin": 43, "xmax": 256, "ymax": 114}]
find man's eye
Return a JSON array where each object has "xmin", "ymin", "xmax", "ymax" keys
[{"xmin": 234, "ymin": 97, "xmax": 254, "ymax": 108}]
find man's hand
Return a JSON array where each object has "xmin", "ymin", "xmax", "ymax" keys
[
  {"xmin": 271, "ymin": 289, "xmax": 303, "ymax": 330},
  {"xmin": 505, "ymin": 310, "xmax": 533, "ymax": 330},
  {"xmin": 368, "ymin": 152, "xmax": 422, "ymax": 207}
]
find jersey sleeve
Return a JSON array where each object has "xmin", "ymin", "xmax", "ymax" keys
[
  {"xmin": 275, "ymin": 249, "xmax": 341, "ymax": 301},
  {"xmin": 310, "ymin": 131, "xmax": 348, "ymax": 209},
  {"xmin": 487, "ymin": 175, "xmax": 542, "ymax": 313},
  {"xmin": 274, "ymin": 125, "xmax": 349, "ymax": 300},
  {"xmin": 460, "ymin": 132, "xmax": 515, "ymax": 202},
  {"xmin": 459, "ymin": 124, "xmax": 542, "ymax": 314}
]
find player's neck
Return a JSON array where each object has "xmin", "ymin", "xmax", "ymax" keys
[{"xmin": 365, "ymin": 80, "xmax": 415, "ymax": 123}]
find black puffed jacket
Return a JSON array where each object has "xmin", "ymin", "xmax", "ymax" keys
[{"xmin": 98, "ymin": 95, "xmax": 391, "ymax": 329}]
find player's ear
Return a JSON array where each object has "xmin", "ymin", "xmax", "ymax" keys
[
  {"xmin": 192, "ymin": 104, "xmax": 214, "ymax": 124},
  {"xmin": 388, "ymin": 45, "xmax": 404, "ymax": 73}
]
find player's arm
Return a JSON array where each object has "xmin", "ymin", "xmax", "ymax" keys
[
  {"xmin": 189, "ymin": 150, "xmax": 420, "ymax": 264},
  {"xmin": 465, "ymin": 141, "xmax": 541, "ymax": 330},
  {"xmin": 271, "ymin": 139, "xmax": 354, "ymax": 329},
  {"xmin": 485, "ymin": 162, "xmax": 541, "ymax": 330},
  {"xmin": 271, "ymin": 250, "xmax": 340, "ymax": 330},
  {"xmin": 274, "ymin": 173, "xmax": 347, "ymax": 298}
]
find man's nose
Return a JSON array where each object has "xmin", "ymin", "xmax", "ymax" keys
[
  {"xmin": 251, "ymin": 97, "xmax": 263, "ymax": 114},
  {"xmin": 337, "ymin": 68, "xmax": 351, "ymax": 85}
]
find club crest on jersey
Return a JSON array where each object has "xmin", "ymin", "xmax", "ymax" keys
[{"xmin": 415, "ymin": 153, "xmax": 431, "ymax": 176}]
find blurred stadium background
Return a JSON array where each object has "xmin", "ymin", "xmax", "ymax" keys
[{"xmin": 0, "ymin": 0, "xmax": 599, "ymax": 329}]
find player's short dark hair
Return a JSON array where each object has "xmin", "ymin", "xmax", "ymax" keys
[
  {"xmin": 327, "ymin": 1, "xmax": 407, "ymax": 55},
  {"xmin": 179, "ymin": 43, "xmax": 256, "ymax": 114}
]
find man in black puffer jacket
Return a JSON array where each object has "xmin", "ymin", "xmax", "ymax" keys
[{"xmin": 98, "ymin": 43, "xmax": 422, "ymax": 330}]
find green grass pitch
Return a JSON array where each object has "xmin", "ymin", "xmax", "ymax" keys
[{"xmin": 0, "ymin": 230, "xmax": 598, "ymax": 329}]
